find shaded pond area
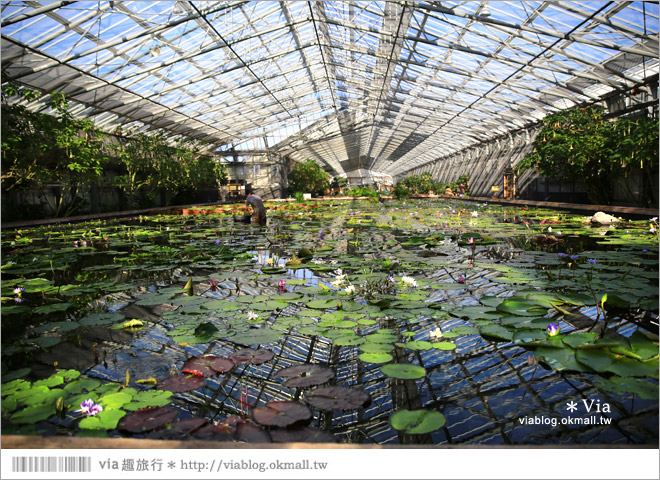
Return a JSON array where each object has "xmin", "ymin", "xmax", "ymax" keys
[{"xmin": 1, "ymin": 199, "xmax": 658, "ymax": 444}]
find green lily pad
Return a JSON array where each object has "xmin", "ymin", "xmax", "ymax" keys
[
  {"xmin": 405, "ymin": 341, "xmax": 432, "ymax": 351},
  {"xmin": 333, "ymin": 335, "xmax": 365, "ymax": 346},
  {"xmin": 10, "ymin": 404, "xmax": 56, "ymax": 424},
  {"xmin": 232, "ymin": 329, "xmax": 282, "ymax": 345},
  {"xmin": 80, "ymin": 409, "xmax": 126, "ymax": 430},
  {"xmin": 390, "ymin": 409, "xmax": 446, "ymax": 434},
  {"xmin": 380, "ymin": 364, "xmax": 426, "ymax": 380},
  {"xmin": 358, "ymin": 352, "xmax": 393, "ymax": 364},
  {"xmin": 432, "ymin": 342, "xmax": 457, "ymax": 351},
  {"xmin": 79, "ymin": 312, "xmax": 125, "ymax": 326},
  {"xmin": 33, "ymin": 302, "xmax": 73, "ymax": 314}
]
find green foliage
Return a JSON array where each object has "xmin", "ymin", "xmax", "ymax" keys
[
  {"xmin": 395, "ymin": 173, "xmax": 444, "ymax": 195},
  {"xmin": 113, "ymin": 133, "xmax": 226, "ymax": 208},
  {"xmin": 288, "ymin": 159, "xmax": 330, "ymax": 196},
  {"xmin": 393, "ymin": 183, "xmax": 411, "ymax": 199},
  {"xmin": 347, "ymin": 186, "xmax": 378, "ymax": 199},
  {"xmin": 1, "ymin": 85, "xmax": 228, "ymax": 217},
  {"xmin": 516, "ymin": 106, "xmax": 658, "ymax": 205},
  {"xmin": 2, "ymin": 86, "xmax": 109, "ymax": 217}
]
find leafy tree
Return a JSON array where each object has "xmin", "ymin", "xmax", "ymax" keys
[
  {"xmin": 2, "ymin": 86, "xmax": 108, "ymax": 217},
  {"xmin": 113, "ymin": 133, "xmax": 227, "ymax": 207},
  {"xmin": 515, "ymin": 106, "xmax": 657, "ymax": 205},
  {"xmin": 287, "ymin": 159, "xmax": 329, "ymax": 196}
]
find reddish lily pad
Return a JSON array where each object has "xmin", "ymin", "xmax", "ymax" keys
[
  {"xmin": 147, "ymin": 418, "xmax": 209, "ymax": 440},
  {"xmin": 182, "ymin": 355, "xmax": 234, "ymax": 377},
  {"xmin": 118, "ymin": 406, "xmax": 179, "ymax": 433},
  {"xmin": 276, "ymin": 364, "xmax": 334, "ymax": 388},
  {"xmin": 252, "ymin": 400, "xmax": 312, "ymax": 428},
  {"xmin": 304, "ymin": 386, "xmax": 372, "ymax": 411},
  {"xmin": 236, "ymin": 422, "xmax": 272, "ymax": 443},
  {"xmin": 270, "ymin": 426, "xmax": 336, "ymax": 443},
  {"xmin": 229, "ymin": 348, "xmax": 275, "ymax": 365},
  {"xmin": 159, "ymin": 374, "xmax": 206, "ymax": 393}
]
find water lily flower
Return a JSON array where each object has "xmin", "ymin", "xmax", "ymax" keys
[
  {"xmin": 468, "ymin": 237, "xmax": 474, "ymax": 244},
  {"xmin": 569, "ymin": 255, "xmax": 579, "ymax": 260},
  {"xmin": 265, "ymin": 257, "xmax": 274, "ymax": 265},
  {"xmin": 278, "ymin": 279, "xmax": 286, "ymax": 288},
  {"xmin": 401, "ymin": 276, "xmax": 418, "ymax": 288},
  {"xmin": 13, "ymin": 287, "xmax": 24, "ymax": 295},
  {"xmin": 587, "ymin": 259, "xmax": 597, "ymax": 264},
  {"xmin": 319, "ymin": 229, "xmax": 325, "ymax": 239},
  {"xmin": 387, "ymin": 275, "xmax": 395, "ymax": 283},
  {"xmin": 471, "ymin": 211, "xmax": 478, "ymax": 217},
  {"xmin": 14, "ymin": 297, "xmax": 23, "ymax": 303},
  {"xmin": 457, "ymin": 277, "xmax": 465, "ymax": 284},
  {"xmin": 75, "ymin": 399, "xmax": 103, "ymax": 417},
  {"xmin": 247, "ymin": 311, "xmax": 259, "ymax": 321},
  {"xmin": 547, "ymin": 323, "xmax": 560, "ymax": 337},
  {"xmin": 557, "ymin": 253, "xmax": 566, "ymax": 258},
  {"xmin": 547, "ymin": 227, "xmax": 552, "ymax": 233},
  {"xmin": 215, "ymin": 239, "xmax": 222, "ymax": 245},
  {"xmin": 209, "ymin": 279, "xmax": 219, "ymax": 291},
  {"xmin": 429, "ymin": 327, "xmax": 443, "ymax": 341},
  {"xmin": 344, "ymin": 285, "xmax": 356, "ymax": 295}
]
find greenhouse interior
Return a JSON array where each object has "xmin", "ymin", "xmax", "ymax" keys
[{"xmin": 1, "ymin": 0, "xmax": 659, "ymax": 453}]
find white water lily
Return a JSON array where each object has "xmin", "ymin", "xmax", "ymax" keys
[
  {"xmin": 547, "ymin": 227, "xmax": 552, "ymax": 232},
  {"xmin": 471, "ymin": 211, "xmax": 479, "ymax": 217},
  {"xmin": 429, "ymin": 327, "xmax": 443, "ymax": 340},
  {"xmin": 247, "ymin": 311, "xmax": 259, "ymax": 320},
  {"xmin": 344, "ymin": 285, "xmax": 356, "ymax": 295},
  {"xmin": 401, "ymin": 276, "xmax": 418, "ymax": 288}
]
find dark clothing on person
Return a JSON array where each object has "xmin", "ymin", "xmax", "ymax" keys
[{"xmin": 246, "ymin": 193, "xmax": 266, "ymax": 224}]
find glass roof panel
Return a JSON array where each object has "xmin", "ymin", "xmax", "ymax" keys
[{"xmin": 1, "ymin": 0, "xmax": 656, "ymax": 179}]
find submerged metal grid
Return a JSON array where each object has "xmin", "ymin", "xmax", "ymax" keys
[
  {"xmin": 82, "ymin": 261, "xmax": 657, "ymax": 446},
  {"xmin": 1, "ymin": 1, "xmax": 658, "ymax": 180}
]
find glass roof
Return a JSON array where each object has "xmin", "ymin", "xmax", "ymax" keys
[{"xmin": 2, "ymin": 1, "xmax": 658, "ymax": 178}]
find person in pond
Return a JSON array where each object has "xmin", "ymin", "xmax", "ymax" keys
[{"xmin": 245, "ymin": 188, "xmax": 267, "ymax": 225}]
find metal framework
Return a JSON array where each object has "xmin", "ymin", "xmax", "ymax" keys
[{"xmin": 1, "ymin": 1, "xmax": 658, "ymax": 181}]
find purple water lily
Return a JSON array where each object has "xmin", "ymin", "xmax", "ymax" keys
[
  {"xmin": 209, "ymin": 279, "xmax": 219, "ymax": 291},
  {"xmin": 457, "ymin": 277, "xmax": 465, "ymax": 284},
  {"xmin": 75, "ymin": 399, "xmax": 103, "ymax": 417},
  {"xmin": 547, "ymin": 323, "xmax": 560, "ymax": 337}
]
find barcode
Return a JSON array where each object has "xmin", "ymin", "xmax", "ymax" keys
[{"xmin": 12, "ymin": 456, "xmax": 91, "ymax": 473}]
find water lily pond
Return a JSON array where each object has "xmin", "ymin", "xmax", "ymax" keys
[{"xmin": 1, "ymin": 199, "xmax": 658, "ymax": 445}]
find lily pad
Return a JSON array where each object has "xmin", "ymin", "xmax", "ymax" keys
[
  {"xmin": 270, "ymin": 426, "xmax": 335, "ymax": 443},
  {"xmin": 380, "ymin": 364, "xmax": 426, "ymax": 380},
  {"xmin": 252, "ymin": 401, "xmax": 312, "ymax": 428},
  {"xmin": 79, "ymin": 312, "xmax": 125, "ymax": 326},
  {"xmin": 229, "ymin": 348, "xmax": 275, "ymax": 365},
  {"xmin": 333, "ymin": 336, "xmax": 365, "ymax": 346},
  {"xmin": 79, "ymin": 409, "xmax": 126, "ymax": 430},
  {"xmin": 118, "ymin": 406, "xmax": 179, "ymax": 433},
  {"xmin": 304, "ymin": 386, "xmax": 371, "ymax": 411},
  {"xmin": 182, "ymin": 356, "xmax": 234, "ymax": 377},
  {"xmin": 390, "ymin": 409, "xmax": 446, "ymax": 434},
  {"xmin": 433, "ymin": 342, "xmax": 457, "ymax": 351},
  {"xmin": 159, "ymin": 374, "xmax": 206, "ymax": 393},
  {"xmin": 10, "ymin": 404, "xmax": 56, "ymax": 424},
  {"xmin": 232, "ymin": 329, "xmax": 282, "ymax": 346},
  {"xmin": 276, "ymin": 364, "xmax": 334, "ymax": 388},
  {"xmin": 358, "ymin": 352, "xmax": 393, "ymax": 364}
]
